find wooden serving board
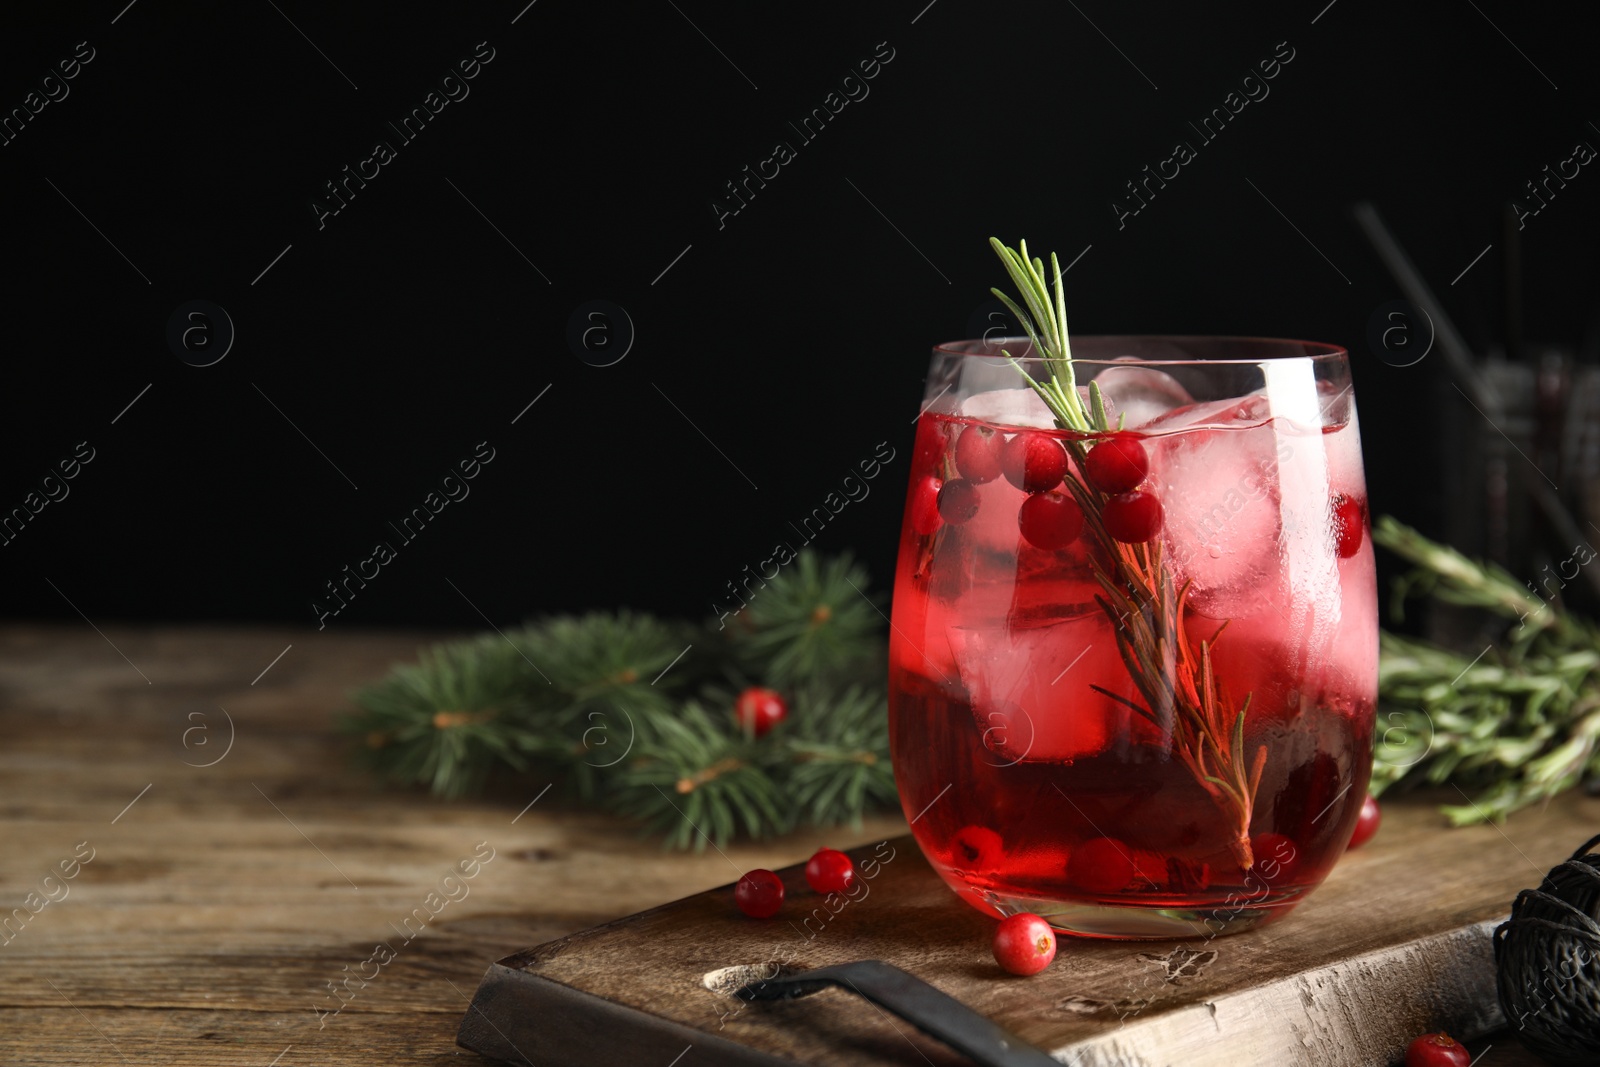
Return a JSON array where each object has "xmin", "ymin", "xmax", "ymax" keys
[{"xmin": 458, "ymin": 791, "xmax": 1598, "ymax": 1066}]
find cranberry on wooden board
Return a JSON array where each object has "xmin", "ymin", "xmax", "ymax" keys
[
  {"xmin": 804, "ymin": 849, "xmax": 856, "ymax": 894},
  {"xmin": 1404, "ymin": 1032, "xmax": 1470, "ymax": 1067},
  {"xmin": 1347, "ymin": 795, "xmax": 1381, "ymax": 850},
  {"xmin": 992, "ymin": 913, "xmax": 1057, "ymax": 976},
  {"xmin": 734, "ymin": 870, "xmax": 785, "ymax": 918}
]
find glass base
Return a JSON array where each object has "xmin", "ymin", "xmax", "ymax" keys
[{"xmin": 980, "ymin": 887, "xmax": 1304, "ymax": 940}]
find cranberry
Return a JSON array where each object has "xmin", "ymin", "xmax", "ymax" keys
[
  {"xmin": 734, "ymin": 869, "xmax": 785, "ymax": 918},
  {"xmin": 1332, "ymin": 494, "xmax": 1365, "ymax": 558},
  {"xmin": 1250, "ymin": 832, "xmax": 1301, "ymax": 884},
  {"xmin": 1018, "ymin": 491, "xmax": 1083, "ymax": 550},
  {"xmin": 950, "ymin": 825, "xmax": 1003, "ymax": 870},
  {"xmin": 955, "ymin": 425, "xmax": 1004, "ymax": 483},
  {"xmin": 1405, "ymin": 1032, "xmax": 1470, "ymax": 1067},
  {"xmin": 937, "ymin": 479, "xmax": 981, "ymax": 524},
  {"xmin": 1083, "ymin": 434, "xmax": 1149, "ymax": 494},
  {"xmin": 1068, "ymin": 837, "xmax": 1137, "ymax": 894},
  {"xmin": 735, "ymin": 687, "xmax": 787, "ymax": 737},
  {"xmin": 1102, "ymin": 490, "xmax": 1164, "ymax": 543},
  {"xmin": 912, "ymin": 417, "xmax": 945, "ymax": 471},
  {"xmin": 1347, "ymin": 794, "xmax": 1381, "ymax": 850},
  {"xmin": 1000, "ymin": 432, "xmax": 1068, "ymax": 493},
  {"xmin": 992, "ymin": 913, "xmax": 1057, "ymax": 976},
  {"xmin": 805, "ymin": 848, "xmax": 856, "ymax": 894},
  {"xmin": 910, "ymin": 476, "xmax": 943, "ymax": 535}
]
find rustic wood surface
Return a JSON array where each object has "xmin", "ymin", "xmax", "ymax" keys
[
  {"xmin": 466, "ymin": 791, "xmax": 1595, "ymax": 1067},
  {"xmin": 0, "ymin": 624, "xmax": 906, "ymax": 1066},
  {"xmin": 0, "ymin": 623, "xmax": 1576, "ymax": 1066}
]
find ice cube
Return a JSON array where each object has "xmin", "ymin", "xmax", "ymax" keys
[
  {"xmin": 961, "ymin": 388, "xmax": 1056, "ymax": 429},
  {"xmin": 953, "ymin": 385, "xmax": 1120, "ymax": 431},
  {"xmin": 1148, "ymin": 392, "xmax": 1344, "ymax": 669},
  {"xmin": 1145, "ymin": 395, "xmax": 1282, "ymax": 616},
  {"xmin": 1145, "ymin": 391, "xmax": 1273, "ymax": 433},
  {"xmin": 1323, "ymin": 406, "xmax": 1366, "ymax": 501},
  {"xmin": 1274, "ymin": 418, "xmax": 1342, "ymax": 664},
  {"xmin": 1091, "ymin": 363, "xmax": 1195, "ymax": 429},
  {"xmin": 1313, "ymin": 408, "xmax": 1374, "ymax": 705},
  {"xmin": 948, "ymin": 617, "xmax": 1157, "ymax": 762},
  {"xmin": 1315, "ymin": 555, "xmax": 1378, "ymax": 708}
]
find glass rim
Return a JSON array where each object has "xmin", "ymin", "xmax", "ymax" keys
[{"xmin": 932, "ymin": 334, "xmax": 1349, "ymax": 366}]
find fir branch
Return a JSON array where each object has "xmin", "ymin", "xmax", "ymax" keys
[
  {"xmin": 609, "ymin": 701, "xmax": 790, "ymax": 850},
  {"xmin": 513, "ymin": 611, "xmax": 696, "ymax": 799},
  {"xmin": 344, "ymin": 556, "xmax": 901, "ymax": 847},
  {"xmin": 723, "ymin": 550, "xmax": 883, "ymax": 687},
  {"xmin": 343, "ymin": 634, "xmax": 548, "ymax": 798},
  {"xmin": 522, "ymin": 610, "xmax": 698, "ymax": 700},
  {"xmin": 781, "ymin": 683, "xmax": 897, "ymax": 830}
]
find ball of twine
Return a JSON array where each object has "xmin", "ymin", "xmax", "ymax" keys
[{"xmin": 1494, "ymin": 831, "xmax": 1600, "ymax": 1065}]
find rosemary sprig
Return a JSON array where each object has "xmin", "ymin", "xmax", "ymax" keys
[
  {"xmin": 989, "ymin": 237, "xmax": 1095, "ymax": 431},
  {"xmin": 990, "ymin": 237, "xmax": 1263, "ymax": 869}
]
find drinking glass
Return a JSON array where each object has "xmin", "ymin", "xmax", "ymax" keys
[{"xmin": 889, "ymin": 336, "xmax": 1377, "ymax": 939}]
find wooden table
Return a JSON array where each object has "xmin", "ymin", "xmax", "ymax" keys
[{"xmin": 0, "ymin": 625, "xmax": 1566, "ymax": 1065}]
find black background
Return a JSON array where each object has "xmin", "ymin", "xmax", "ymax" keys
[{"xmin": 1, "ymin": 0, "xmax": 1595, "ymax": 631}]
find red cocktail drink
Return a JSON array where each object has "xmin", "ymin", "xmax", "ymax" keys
[{"xmin": 890, "ymin": 337, "xmax": 1376, "ymax": 938}]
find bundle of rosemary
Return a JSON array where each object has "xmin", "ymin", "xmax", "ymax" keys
[
  {"xmin": 345, "ymin": 551, "xmax": 898, "ymax": 848},
  {"xmin": 1371, "ymin": 517, "xmax": 1600, "ymax": 824}
]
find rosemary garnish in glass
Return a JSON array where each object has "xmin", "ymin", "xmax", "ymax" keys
[{"xmin": 989, "ymin": 237, "xmax": 1265, "ymax": 869}]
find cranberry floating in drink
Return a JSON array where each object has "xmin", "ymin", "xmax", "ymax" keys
[{"xmin": 888, "ymin": 239, "xmax": 1377, "ymax": 939}]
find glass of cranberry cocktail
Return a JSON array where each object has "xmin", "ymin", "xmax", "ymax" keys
[{"xmin": 889, "ymin": 335, "xmax": 1377, "ymax": 939}]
